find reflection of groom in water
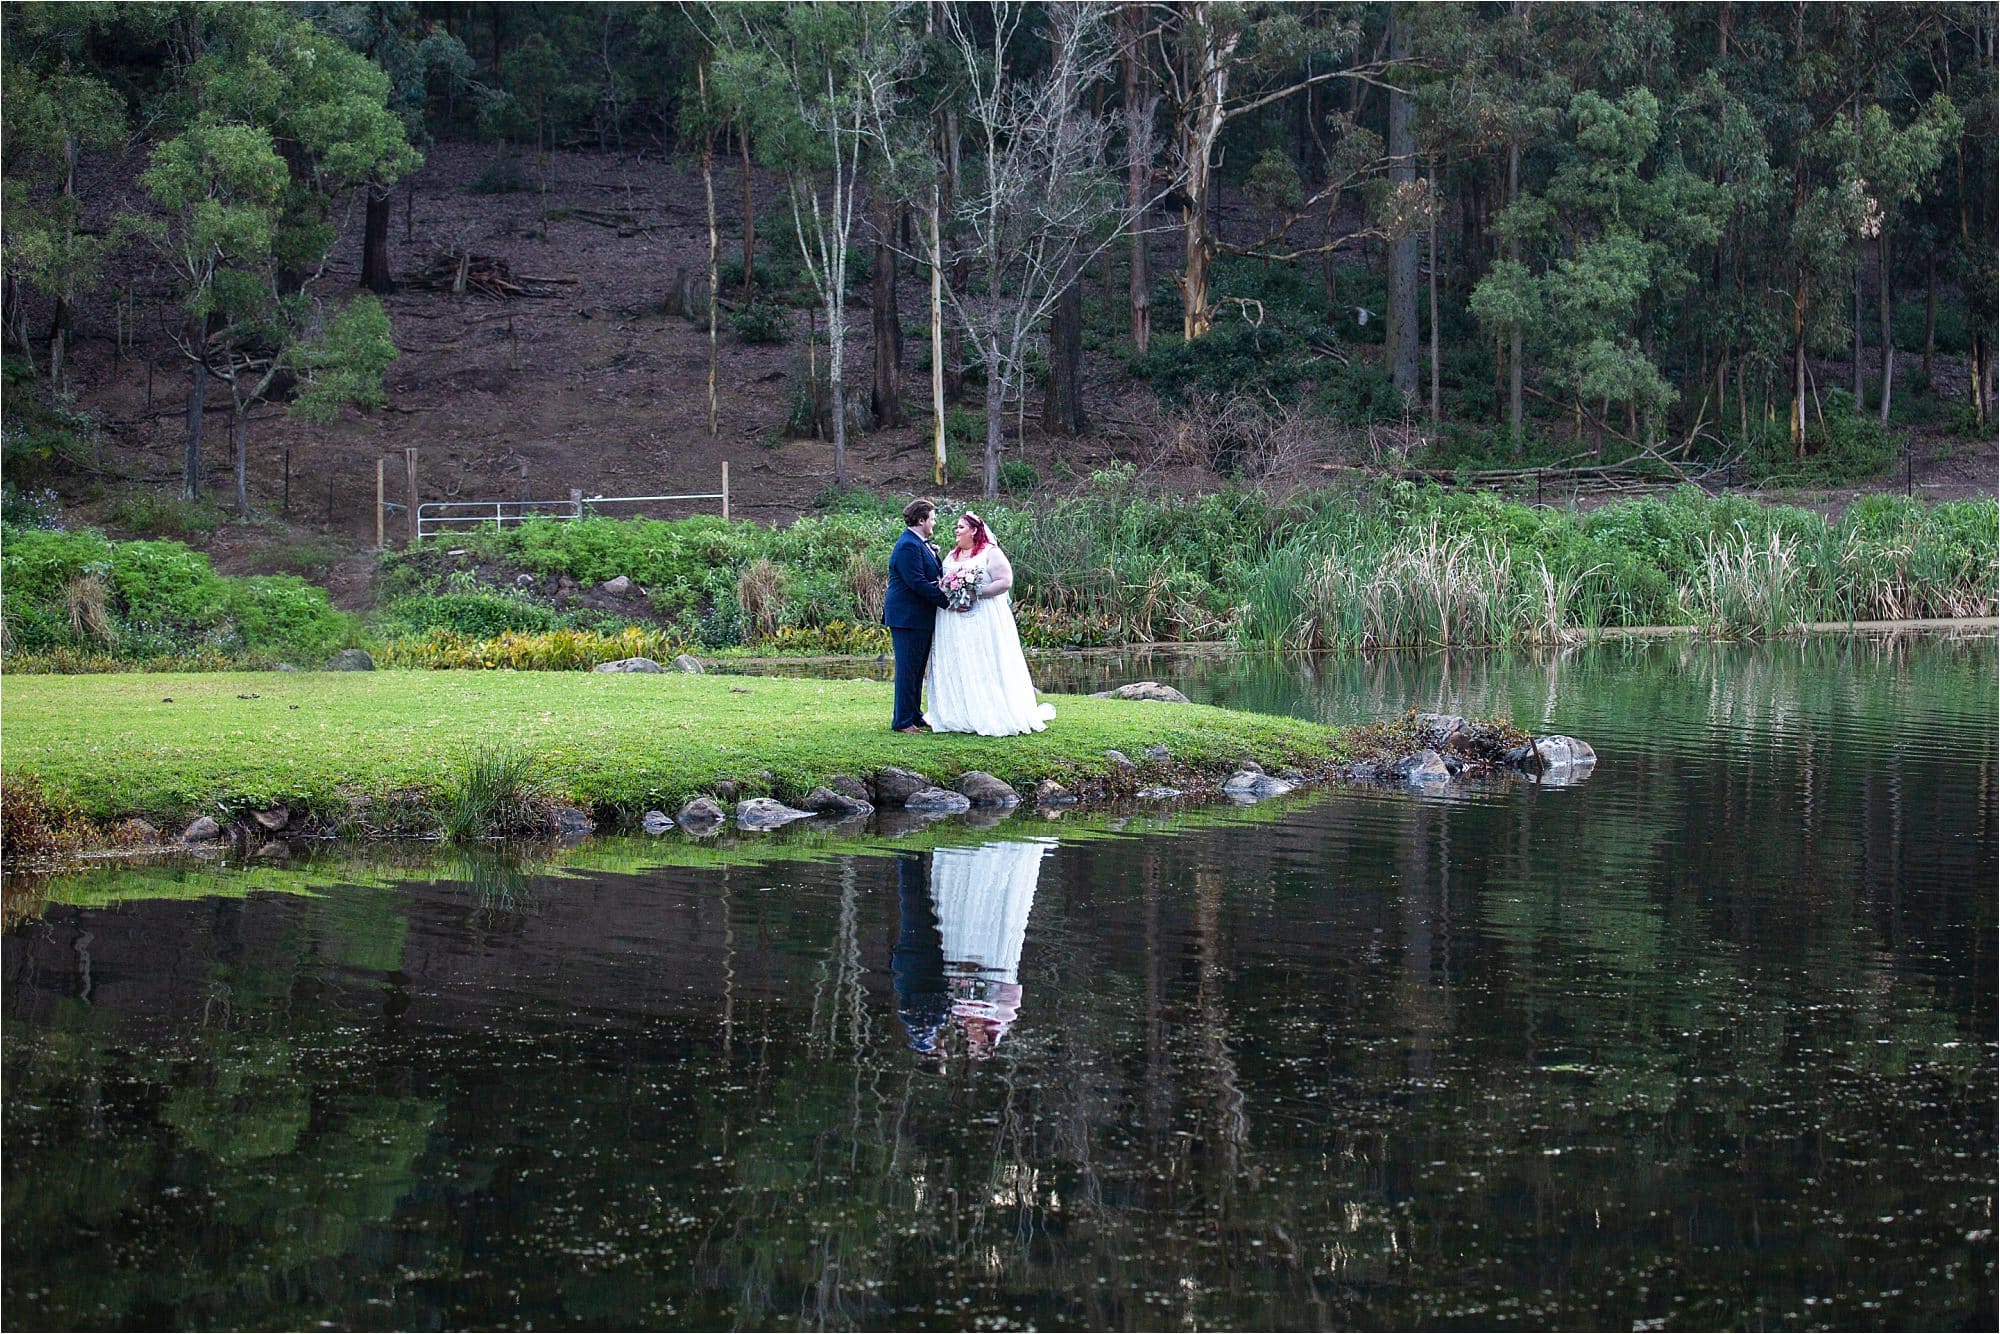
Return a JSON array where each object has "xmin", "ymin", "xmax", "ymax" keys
[
  {"xmin": 884, "ymin": 498, "xmax": 950, "ymax": 734},
  {"xmin": 892, "ymin": 853, "xmax": 950, "ymax": 1054}
]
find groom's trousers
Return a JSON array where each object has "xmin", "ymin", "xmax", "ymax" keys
[{"xmin": 889, "ymin": 625, "xmax": 933, "ymax": 730}]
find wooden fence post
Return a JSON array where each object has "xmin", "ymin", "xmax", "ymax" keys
[
  {"xmin": 721, "ymin": 461, "xmax": 729, "ymax": 521},
  {"xmin": 405, "ymin": 447, "xmax": 419, "ymax": 547},
  {"xmin": 375, "ymin": 458, "xmax": 385, "ymax": 550}
]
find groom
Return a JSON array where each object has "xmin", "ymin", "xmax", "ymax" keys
[{"xmin": 884, "ymin": 498, "xmax": 951, "ymax": 733}]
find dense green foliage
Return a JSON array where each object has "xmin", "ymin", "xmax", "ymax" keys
[
  {"xmin": 0, "ymin": 525, "xmax": 360, "ymax": 662},
  {"xmin": 368, "ymin": 483, "xmax": 1995, "ymax": 656}
]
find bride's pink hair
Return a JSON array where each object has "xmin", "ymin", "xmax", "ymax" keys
[{"xmin": 957, "ymin": 510, "xmax": 994, "ymax": 556}]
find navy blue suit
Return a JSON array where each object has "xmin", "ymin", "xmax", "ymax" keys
[{"xmin": 884, "ymin": 527, "xmax": 949, "ymax": 729}]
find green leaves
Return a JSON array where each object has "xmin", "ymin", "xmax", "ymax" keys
[{"xmin": 289, "ymin": 295, "xmax": 396, "ymax": 423}]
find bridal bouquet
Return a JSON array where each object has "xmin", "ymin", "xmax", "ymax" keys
[{"xmin": 941, "ymin": 567, "xmax": 985, "ymax": 612}]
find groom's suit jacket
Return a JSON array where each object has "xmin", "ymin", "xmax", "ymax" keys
[{"xmin": 884, "ymin": 529, "xmax": 948, "ymax": 629}]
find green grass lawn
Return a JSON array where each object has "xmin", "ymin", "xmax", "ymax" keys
[{"xmin": 1, "ymin": 670, "xmax": 1352, "ymax": 825}]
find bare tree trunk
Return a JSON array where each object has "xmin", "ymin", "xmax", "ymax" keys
[
  {"xmin": 362, "ymin": 186, "xmax": 395, "ymax": 292},
  {"xmin": 871, "ymin": 193, "xmax": 903, "ymax": 428},
  {"xmin": 738, "ymin": 122, "xmax": 755, "ymax": 292},
  {"xmin": 983, "ymin": 360, "xmax": 1003, "ymax": 499},
  {"xmin": 931, "ymin": 191, "xmax": 946, "ymax": 486},
  {"xmin": 1385, "ymin": 5, "xmax": 1419, "ymax": 398},
  {"xmin": 1045, "ymin": 276, "xmax": 1086, "ymax": 436},
  {"xmin": 184, "ymin": 313, "xmax": 210, "ymax": 500},
  {"xmin": 1851, "ymin": 247, "xmax": 1864, "ymax": 406},
  {"xmin": 1507, "ymin": 140, "xmax": 1523, "ymax": 451},
  {"xmin": 1922, "ymin": 249, "xmax": 1936, "ymax": 381},
  {"xmin": 1121, "ymin": 1, "xmax": 1152, "ymax": 356},
  {"xmin": 1876, "ymin": 229, "xmax": 1894, "ymax": 425},
  {"xmin": 1176, "ymin": 10, "xmax": 1232, "ymax": 340},
  {"xmin": 703, "ymin": 71, "xmax": 719, "ymax": 438},
  {"xmin": 1427, "ymin": 158, "xmax": 1440, "ymax": 425},
  {"xmin": 231, "ymin": 398, "xmax": 249, "ymax": 519}
]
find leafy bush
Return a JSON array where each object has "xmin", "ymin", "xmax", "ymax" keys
[
  {"xmin": 729, "ymin": 299, "xmax": 791, "ymax": 344},
  {"xmin": 1000, "ymin": 459, "xmax": 1039, "ymax": 493},
  {"xmin": 106, "ymin": 490, "xmax": 225, "ymax": 537},
  {"xmin": 1747, "ymin": 392, "xmax": 1898, "ymax": 484},
  {"xmin": 471, "ymin": 154, "xmax": 527, "ymax": 194},
  {"xmin": 378, "ymin": 625, "xmax": 686, "ymax": 670},
  {"xmin": 223, "ymin": 576, "xmax": 359, "ymax": 660},
  {"xmin": 2, "ymin": 483, "xmax": 63, "ymax": 529},
  {"xmin": 381, "ymin": 592, "xmax": 557, "ymax": 638}
]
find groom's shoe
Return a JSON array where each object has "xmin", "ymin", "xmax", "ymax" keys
[{"xmin": 896, "ymin": 724, "xmax": 930, "ymax": 734}]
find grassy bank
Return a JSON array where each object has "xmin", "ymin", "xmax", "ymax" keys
[{"xmin": 0, "ymin": 671, "xmax": 1350, "ymax": 840}]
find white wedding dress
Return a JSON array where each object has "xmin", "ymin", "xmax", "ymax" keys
[{"xmin": 924, "ymin": 542, "xmax": 1056, "ymax": 736}]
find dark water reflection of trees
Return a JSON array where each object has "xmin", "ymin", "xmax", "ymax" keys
[{"xmin": 4, "ymin": 634, "xmax": 1994, "ymax": 1330}]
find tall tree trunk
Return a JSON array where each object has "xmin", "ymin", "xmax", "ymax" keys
[
  {"xmin": 1121, "ymin": 1, "xmax": 1152, "ymax": 355},
  {"xmin": 702, "ymin": 66, "xmax": 719, "ymax": 438},
  {"xmin": 983, "ymin": 357, "xmax": 1003, "ymax": 499},
  {"xmin": 930, "ymin": 190, "xmax": 946, "ymax": 487},
  {"xmin": 362, "ymin": 185, "xmax": 395, "ymax": 293},
  {"xmin": 1876, "ymin": 229, "xmax": 1894, "ymax": 425},
  {"xmin": 738, "ymin": 123, "xmax": 755, "ymax": 292},
  {"xmin": 184, "ymin": 311, "xmax": 211, "ymax": 500},
  {"xmin": 1427, "ymin": 159, "xmax": 1440, "ymax": 425},
  {"xmin": 231, "ymin": 399, "xmax": 250, "ymax": 519},
  {"xmin": 1177, "ymin": 9, "xmax": 1232, "ymax": 340},
  {"xmin": 871, "ymin": 193, "xmax": 903, "ymax": 428},
  {"xmin": 1507, "ymin": 140, "xmax": 1523, "ymax": 451},
  {"xmin": 1384, "ymin": 6, "xmax": 1419, "ymax": 399},
  {"xmin": 1851, "ymin": 249, "xmax": 1864, "ymax": 406},
  {"xmin": 1045, "ymin": 276, "xmax": 1086, "ymax": 436},
  {"xmin": 1922, "ymin": 249, "xmax": 1936, "ymax": 381}
]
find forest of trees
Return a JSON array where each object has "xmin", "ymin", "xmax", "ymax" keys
[{"xmin": 4, "ymin": 2, "xmax": 1995, "ymax": 501}]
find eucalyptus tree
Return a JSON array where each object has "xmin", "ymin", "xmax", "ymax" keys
[
  {"xmin": 708, "ymin": 1, "xmax": 915, "ymax": 488},
  {"xmin": 138, "ymin": 2, "xmax": 416, "ymax": 509},
  {"xmin": 0, "ymin": 1, "xmax": 132, "ymax": 388},
  {"xmin": 939, "ymin": 0, "xmax": 1118, "ymax": 497},
  {"xmin": 305, "ymin": 2, "xmax": 475, "ymax": 294}
]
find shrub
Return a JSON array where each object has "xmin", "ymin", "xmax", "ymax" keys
[
  {"xmin": 471, "ymin": 154, "xmax": 527, "ymax": 194},
  {"xmin": 381, "ymin": 592, "xmax": 557, "ymax": 638},
  {"xmin": 729, "ymin": 299, "xmax": 791, "ymax": 345},
  {"xmin": 442, "ymin": 749, "xmax": 554, "ymax": 841},
  {"xmin": 0, "ymin": 772, "xmax": 88, "ymax": 864},
  {"xmin": 106, "ymin": 490, "xmax": 225, "ymax": 537},
  {"xmin": 224, "ymin": 577, "xmax": 360, "ymax": 659},
  {"xmin": 1000, "ymin": 459, "xmax": 1039, "ymax": 493},
  {"xmin": 1, "ymin": 482, "xmax": 63, "ymax": 529},
  {"xmin": 377, "ymin": 626, "xmax": 686, "ymax": 671},
  {"xmin": 1747, "ymin": 392, "xmax": 1898, "ymax": 484}
]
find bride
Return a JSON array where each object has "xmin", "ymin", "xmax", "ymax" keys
[{"xmin": 924, "ymin": 511, "xmax": 1056, "ymax": 736}]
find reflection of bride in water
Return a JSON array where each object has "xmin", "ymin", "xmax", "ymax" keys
[{"xmin": 893, "ymin": 839, "xmax": 1053, "ymax": 1058}]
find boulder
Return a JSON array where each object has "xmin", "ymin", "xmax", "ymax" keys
[
  {"xmin": 1143, "ymin": 744, "xmax": 1174, "ymax": 764},
  {"xmin": 552, "ymin": 806, "xmax": 596, "ymax": 835},
  {"xmin": 1089, "ymin": 681, "xmax": 1190, "ymax": 704},
  {"xmin": 1414, "ymin": 713, "xmax": 1468, "ymax": 747},
  {"xmin": 801, "ymin": 786, "xmax": 874, "ymax": 817},
  {"xmin": 712, "ymin": 779, "xmax": 739, "ymax": 801},
  {"xmin": 1103, "ymin": 750, "xmax": 1136, "ymax": 772},
  {"xmin": 1032, "ymin": 778, "xmax": 1076, "ymax": 807},
  {"xmin": 1222, "ymin": 771, "xmax": 1296, "ymax": 800},
  {"xmin": 1136, "ymin": 786, "xmax": 1184, "ymax": 800},
  {"xmin": 329, "ymin": 648, "xmax": 375, "ymax": 671},
  {"xmin": 735, "ymin": 797, "xmax": 816, "ymax": 830},
  {"xmin": 871, "ymin": 766, "xmax": 934, "ymax": 807},
  {"xmin": 827, "ymin": 775, "xmax": 872, "ymax": 803},
  {"xmin": 111, "ymin": 818, "xmax": 160, "ymax": 846},
  {"xmin": 593, "ymin": 657, "xmax": 663, "ymax": 673},
  {"xmin": 671, "ymin": 654, "xmax": 706, "ymax": 674},
  {"xmin": 640, "ymin": 810, "xmax": 676, "ymax": 835},
  {"xmin": 600, "ymin": 574, "xmax": 633, "ymax": 596},
  {"xmin": 1236, "ymin": 758, "xmax": 1266, "ymax": 775},
  {"xmin": 903, "ymin": 786, "xmax": 973, "ymax": 814},
  {"xmin": 252, "ymin": 807, "xmax": 289, "ymax": 832},
  {"xmin": 676, "ymin": 797, "xmax": 726, "ymax": 834},
  {"xmin": 1391, "ymin": 749, "xmax": 1452, "ymax": 784},
  {"xmin": 181, "ymin": 816, "xmax": 223, "ymax": 843},
  {"xmin": 253, "ymin": 840, "xmax": 291, "ymax": 859},
  {"xmin": 956, "ymin": 772, "xmax": 1020, "ymax": 807}
]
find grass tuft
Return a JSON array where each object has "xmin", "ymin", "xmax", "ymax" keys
[{"xmin": 442, "ymin": 748, "xmax": 554, "ymax": 841}]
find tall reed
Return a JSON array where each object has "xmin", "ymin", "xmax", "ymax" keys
[{"xmin": 1680, "ymin": 527, "xmax": 1805, "ymax": 638}]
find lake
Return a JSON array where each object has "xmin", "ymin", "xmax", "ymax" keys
[{"xmin": 4, "ymin": 632, "xmax": 1994, "ymax": 1330}]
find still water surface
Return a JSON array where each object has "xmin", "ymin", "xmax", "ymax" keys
[{"xmin": 4, "ymin": 634, "xmax": 1995, "ymax": 1330}]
